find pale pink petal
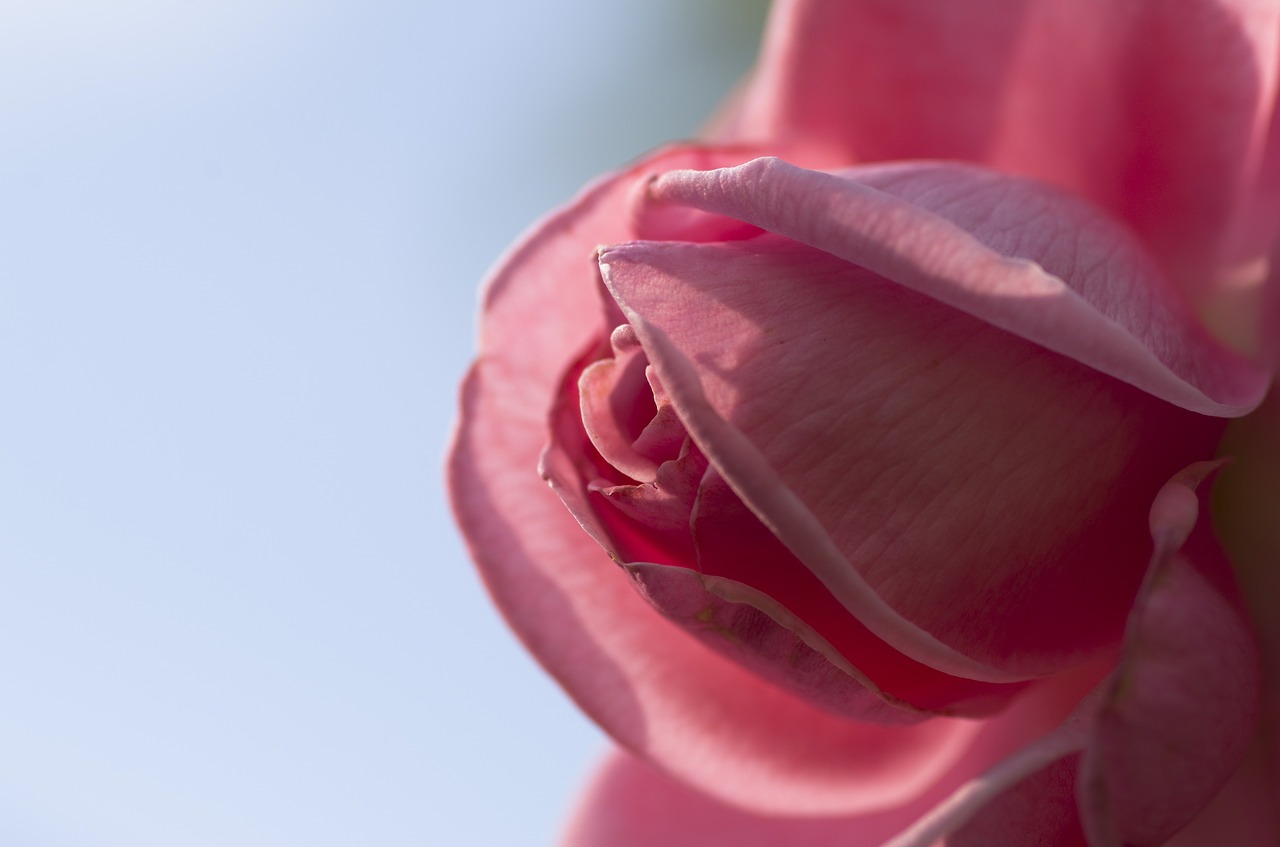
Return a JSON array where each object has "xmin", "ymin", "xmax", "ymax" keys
[
  {"xmin": 558, "ymin": 749, "xmax": 916, "ymax": 847},
  {"xmin": 600, "ymin": 233, "xmax": 1222, "ymax": 678},
  {"xmin": 647, "ymin": 158, "xmax": 1270, "ymax": 415},
  {"xmin": 723, "ymin": 0, "xmax": 1280, "ymax": 301}
]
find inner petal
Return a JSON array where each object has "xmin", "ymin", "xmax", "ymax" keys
[{"xmin": 579, "ymin": 324, "xmax": 661, "ymax": 482}]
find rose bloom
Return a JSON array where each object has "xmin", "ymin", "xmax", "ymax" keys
[{"xmin": 449, "ymin": 1, "xmax": 1280, "ymax": 845}]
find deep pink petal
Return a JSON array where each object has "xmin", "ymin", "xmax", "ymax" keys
[
  {"xmin": 601, "ymin": 232, "xmax": 1222, "ymax": 678},
  {"xmin": 647, "ymin": 158, "xmax": 1270, "ymax": 415},
  {"xmin": 723, "ymin": 0, "xmax": 1280, "ymax": 303}
]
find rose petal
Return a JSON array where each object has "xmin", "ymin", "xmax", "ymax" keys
[
  {"xmin": 722, "ymin": 0, "xmax": 1280, "ymax": 303},
  {"xmin": 560, "ymin": 668, "xmax": 1099, "ymax": 847},
  {"xmin": 558, "ymin": 749, "xmax": 913, "ymax": 847},
  {"xmin": 558, "ymin": 749, "xmax": 916, "ymax": 847},
  {"xmin": 647, "ymin": 158, "xmax": 1270, "ymax": 415},
  {"xmin": 578, "ymin": 326, "xmax": 663, "ymax": 482},
  {"xmin": 601, "ymin": 233, "xmax": 1222, "ymax": 678},
  {"xmin": 589, "ymin": 445, "xmax": 707, "ymax": 568}
]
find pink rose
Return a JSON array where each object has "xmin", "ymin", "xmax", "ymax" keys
[{"xmin": 449, "ymin": 1, "xmax": 1280, "ymax": 844}]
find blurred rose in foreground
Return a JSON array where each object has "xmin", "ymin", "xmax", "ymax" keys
[{"xmin": 449, "ymin": 1, "xmax": 1280, "ymax": 844}]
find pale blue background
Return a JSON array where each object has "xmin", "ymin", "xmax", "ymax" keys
[{"xmin": 0, "ymin": 2, "xmax": 765, "ymax": 845}]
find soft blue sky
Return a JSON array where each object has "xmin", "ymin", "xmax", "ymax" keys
[{"xmin": 0, "ymin": 2, "xmax": 764, "ymax": 844}]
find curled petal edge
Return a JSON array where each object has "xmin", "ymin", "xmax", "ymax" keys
[{"xmin": 648, "ymin": 157, "xmax": 1271, "ymax": 417}]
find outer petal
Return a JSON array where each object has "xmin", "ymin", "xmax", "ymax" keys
[
  {"xmin": 560, "ymin": 668, "xmax": 1099, "ymax": 847},
  {"xmin": 559, "ymin": 749, "xmax": 912, "ymax": 847},
  {"xmin": 560, "ymin": 751, "xmax": 1087, "ymax": 847},
  {"xmin": 722, "ymin": 0, "xmax": 1280, "ymax": 302}
]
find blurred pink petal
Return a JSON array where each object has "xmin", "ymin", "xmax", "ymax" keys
[{"xmin": 724, "ymin": 0, "xmax": 1280, "ymax": 307}]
